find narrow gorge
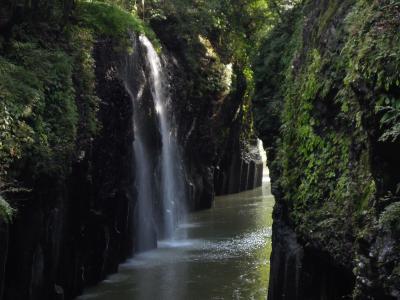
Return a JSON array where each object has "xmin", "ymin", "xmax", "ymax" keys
[{"xmin": 0, "ymin": 0, "xmax": 399, "ymax": 300}]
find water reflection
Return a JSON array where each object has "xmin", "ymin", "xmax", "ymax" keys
[{"xmin": 78, "ymin": 182, "xmax": 274, "ymax": 300}]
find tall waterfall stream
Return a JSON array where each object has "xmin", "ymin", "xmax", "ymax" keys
[
  {"xmin": 139, "ymin": 35, "xmax": 187, "ymax": 241},
  {"xmin": 123, "ymin": 35, "xmax": 187, "ymax": 251}
]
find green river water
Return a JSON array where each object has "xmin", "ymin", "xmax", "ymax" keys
[{"xmin": 78, "ymin": 177, "xmax": 274, "ymax": 300}]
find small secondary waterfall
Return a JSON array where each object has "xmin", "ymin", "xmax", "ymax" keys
[{"xmin": 139, "ymin": 35, "xmax": 186, "ymax": 240}]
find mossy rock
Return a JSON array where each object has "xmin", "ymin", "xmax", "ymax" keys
[
  {"xmin": 0, "ymin": 195, "xmax": 13, "ymax": 223},
  {"xmin": 379, "ymin": 202, "xmax": 400, "ymax": 233}
]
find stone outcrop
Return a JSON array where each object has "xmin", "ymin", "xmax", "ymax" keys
[{"xmin": 215, "ymin": 140, "xmax": 263, "ymax": 196}]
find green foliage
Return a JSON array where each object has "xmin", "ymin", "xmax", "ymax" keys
[
  {"xmin": 0, "ymin": 41, "xmax": 78, "ymax": 177},
  {"xmin": 76, "ymin": 1, "xmax": 160, "ymax": 50},
  {"xmin": 253, "ymin": 0, "xmax": 400, "ymax": 260},
  {"xmin": 253, "ymin": 4, "xmax": 303, "ymax": 147},
  {"xmin": 0, "ymin": 0, "xmax": 166, "ymax": 219},
  {"xmin": 317, "ymin": 1, "xmax": 340, "ymax": 36},
  {"xmin": 378, "ymin": 105, "xmax": 400, "ymax": 142},
  {"xmin": 98, "ymin": 0, "xmax": 137, "ymax": 11},
  {"xmin": 146, "ymin": 0, "xmax": 281, "ymax": 64},
  {"xmin": 0, "ymin": 0, "xmax": 74, "ymax": 25},
  {"xmin": 379, "ymin": 202, "xmax": 400, "ymax": 232},
  {"xmin": 279, "ymin": 48, "xmax": 360, "ymax": 227},
  {"xmin": 0, "ymin": 57, "xmax": 36, "ymax": 178},
  {"xmin": 0, "ymin": 0, "xmax": 164, "ymax": 189},
  {"xmin": 67, "ymin": 26, "xmax": 101, "ymax": 148},
  {"xmin": 0, "ymin": 195, "xmax": 13, "ymax": 223},
  {"xmin": 342, "ymin": 0, "xmax": 400, "ymax": 142},
  {"xmin": 0, "ymin": 0, "xmax": 156, "ymax": 225}
]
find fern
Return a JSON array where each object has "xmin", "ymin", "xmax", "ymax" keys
[{"xmin": 378, "ymin": 105, "xmax": 400, "ymax": 142}]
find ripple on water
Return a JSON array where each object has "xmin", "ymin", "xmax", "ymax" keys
[
  {"xmin": 116, "ymin": 226, "xmax": 272, "ymax": 269},
  {"xmin": 198, "ymin": 227, "xmax": 272, "ymax": 260},
  {"xmin": 78, "ymin": 180, "xmax": 274, "ymax": 300}
]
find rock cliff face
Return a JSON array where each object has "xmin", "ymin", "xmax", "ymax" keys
[
  {"xmin": 1, "ymin": 39, "xmax": 135, "ymax": 300},
  {"xmin": 0, "ymin": 221, "xmax": 7, "ymax": 299},
  {"xmin": 254, "ymin": 0, "xmax": 400, "ymax": 299},
  {"xmin": 151, "ymin": 18, "xmax": 264, "ymax": 208},
  {"xmin": 214, "ymin": 140, "xmax": 263, "ymax": 196},
  {"xmin": 0, "ymin": 4, "xmax": 263, "ymax": 300}
]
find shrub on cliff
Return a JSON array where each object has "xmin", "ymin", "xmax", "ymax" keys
[
  {"xmin": 0, "ymin": 0, "xmax": 164, "ymax": 221},
  {"xmin": 76, "ymin": 1, "xmax": 160, "ymax": 50},
  {"xmin": 0, "ymin": 40, "xmax": 78, "ymax": 178},
  {"xmin": 0, "ymin": 195, "xmax": 13, "ymax": 223}
]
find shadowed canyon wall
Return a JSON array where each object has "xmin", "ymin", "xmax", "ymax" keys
[
  {"xmin": 1, "ymin": 37, "xmax": 136, "ymax": 300},
  {"xmin": 254, "ymin": 0, "xmax": 400, "ymax": 299},
  {"xmin": 0, "ymin": 2, "xmax": 263, "ymax": 299}
]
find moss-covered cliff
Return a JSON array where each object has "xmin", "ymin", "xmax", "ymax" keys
[
  {"xmin": 254, "ymin": 0, "xmax": 400, "ymax": 298},
  {"xmin": 0, "ymin": 2, "xmax": 148, "ymax": 299},
  {"xmin": 0, "ymin": 1, "xmax": 151, "ymax": 222},
  {"xmin": 0, "ymin": 1, "xmax": 262, "ymax": 299}
]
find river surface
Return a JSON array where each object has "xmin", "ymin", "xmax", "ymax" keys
[{"xmin": 78, "ymin": 180, "xmax": 274, "ymax": 300}]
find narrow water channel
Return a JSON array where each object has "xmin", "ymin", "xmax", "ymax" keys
[{"xmin": 78, "ymin": 177, "xmax": 274, "ymax": 300}]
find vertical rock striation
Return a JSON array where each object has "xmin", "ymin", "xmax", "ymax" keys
[
  {"xmin": 254, "ymin": 0, "xmax": 400, "ymax": 298},
  {"xmin": 0, "ymin": 2, "xmax": 265, "ymax": 299},
  {"xmin": 1, "ymin": 38, "xmax": 136, "ymax": 300}
]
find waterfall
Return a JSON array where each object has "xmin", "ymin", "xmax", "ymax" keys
[
  {"xmin": 122, "ymin": 46, "xmax": 156, "ymax": 251},
  {"xmin": 122, "ymin": 34, "xmax": 186, "ymax": 251},
  {"xmin": 139, "ymin": 35, "xmax": 186, "ymax": 240},
  {"xmin": 132, "ymin": 127, "xmax": 156, "ymax": 251}
]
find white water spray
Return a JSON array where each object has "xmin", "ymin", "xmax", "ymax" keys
[
  {"xmin": 139, "ymin": 35, "xmax": 186, "ymax": 239},
  {"xmin": 124, "ymin": 79, "xmax": 156, "ymax": 251}
]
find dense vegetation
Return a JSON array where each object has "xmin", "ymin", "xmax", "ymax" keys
[
  {"xmin": 0, "ymin": 0, "xmax": 295, "ymax": 221},
  {"xmin": 0, "ymin": 0, "xmax": 156, "ymax": 222},
  {"xmin": 254, "ymin": 0, "xmax": 400, "ymax": 297},
  {"xmin": 1, "ymin": 0, "xmax": 399, "ymax": 298}
]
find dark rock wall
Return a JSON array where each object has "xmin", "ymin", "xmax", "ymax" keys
[
  {"xmin": 0, "ymin": 9, "xmax": 266, "ymax": 300},
  {"xmin": 1, "ymin": 39, "xmax": 135, "ymax": 300},
  {"xmin": 268, "ymin": 202, "xmax": 355, "ymax": 300},
  {"xmin": 215, "ymin": 140, "xmax": 263, "ymax": 196},
  {"xmin": 254, "ymin": 0, "xmax": 400, "ymax": 299},
  {"xmin": 118, "ymin": 34, "xmax": 161, "ymax": 248},
  {"xmin": 160, "ymin": 49, "xmax": 219, "ymax": 210},
  {"xmin": 0, "ymin": 29, "xmax": 264, "ymax": 299},
  {"xmin": 0, "ymin": 221, "xmax": 8, "ymax": 300},
  {"xmin": 153, "ymin": 19, "xmax": 264, "ymax": 207}
]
